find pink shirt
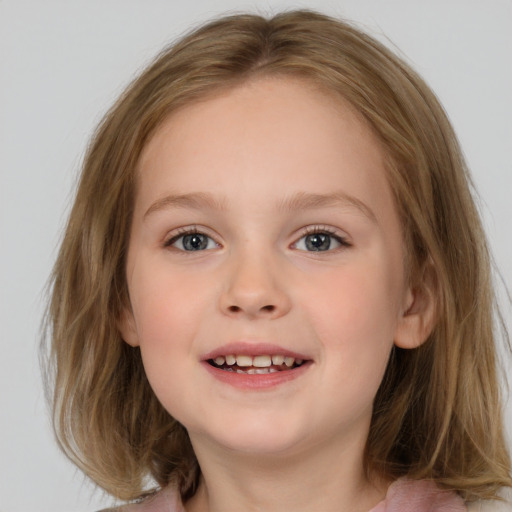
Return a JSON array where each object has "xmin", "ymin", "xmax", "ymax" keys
[
  {"xmin": 369, "ymin": 479, "xmax": 466, "ymax": 511},
  {"xmin": 108, "ymin": 478, "xmax": 469, "ymax": 511}
]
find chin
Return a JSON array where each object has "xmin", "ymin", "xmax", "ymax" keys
[{"xmin": 192, "ymin": 418, "xmax": 307, "ymax": 457}]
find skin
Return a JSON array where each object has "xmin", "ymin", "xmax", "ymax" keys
[{"xmin": 119, "ymin": 77, "xmax": 434, "ymax": 512}]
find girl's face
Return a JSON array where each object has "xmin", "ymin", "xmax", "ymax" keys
[{"xmin": 120, "ymin": 78, "xmax": 418, "ymax": 458}]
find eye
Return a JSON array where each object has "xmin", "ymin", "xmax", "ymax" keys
[
  {"xmin": 165, "ymin": 230, "xmax": 218, "ymax": 251},
  {"xmin": 293, "ymin": 228, "xmax": 349, "ymax": 252}
]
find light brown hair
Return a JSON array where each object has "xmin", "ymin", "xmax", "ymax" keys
[{"xmin": 43, "ymin": 9, "xmax": 511, "ymax": 503}]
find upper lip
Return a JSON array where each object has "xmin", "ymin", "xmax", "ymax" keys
[{"xmin": 201, "ymin": 342, "xmax": 311, "ymax": 361}]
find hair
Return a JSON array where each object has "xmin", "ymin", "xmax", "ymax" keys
[{"xmin": 43, "ymin": 9, "xmax": 511, "ymax": 504}]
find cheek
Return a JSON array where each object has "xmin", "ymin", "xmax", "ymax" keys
[
  {"xmin": 306, "ymin": 265, "xmax": 401, "ymax": 339},
  {"xmin": 298, "ymin": 258, "xmax": 402, "ymax": 390},
  {"xmin": 130, "ymin": 259, "xmax": 213, "ymax": 341},
  {"xmin": 131, "ymin": 277, "xmax": 207, "ymax": 421},
  {"xmin": 128, "ymin": 263, "xmax": 215, "ymax": 393}
]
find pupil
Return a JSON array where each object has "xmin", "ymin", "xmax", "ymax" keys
[
  {"xmin": 183, "ymin": 234, "xmax": 207, "ymax": 250},
  {"xmin": 306, "ymin": 233, "xmax": 330, "ymax": 251}
]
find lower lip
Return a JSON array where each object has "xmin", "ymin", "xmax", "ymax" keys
[{"xmin": 202, "ymin": 361, "xmax": 312, "ymax": 390}]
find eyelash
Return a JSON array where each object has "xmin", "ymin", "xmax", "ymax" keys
[
  {"xmin": 163, "ymin": 225, "xmax": 351, "ymax": 252},
  {"xmin": 303, "ymin": 226, "xmax": 350, "ymax": 243},
  {"xmin": 163, "ymin": 226, "xmax": 216, "ymax": 248}
]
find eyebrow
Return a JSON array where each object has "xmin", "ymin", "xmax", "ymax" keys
[
  {"xmin": 277, "ymin": 191, "xmax": 377, "ymax": 223},
  {"xmin": 144, "ymin": 192, "xmax": 228, "ymax": 219},
  {"xmin": 144, "ymin": 190, "xmax": 377, "ymax": 223}
]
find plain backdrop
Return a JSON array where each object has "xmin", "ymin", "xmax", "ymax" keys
[{"xmin": 1, "ymin": 1, "xmax": 511, "ymax": 511}]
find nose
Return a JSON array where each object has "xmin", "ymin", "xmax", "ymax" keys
[{"xmin": 219, "ymin": 250, "xmax": 292, "ymax": 320}]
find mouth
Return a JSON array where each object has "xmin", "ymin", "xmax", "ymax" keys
[
  {"xmin": 207, "ymin": 354, "xmax": 307, "ymax": 374},
  {"xmin": 201, "ymin": 344, "xmax": 312, "ymax": 389}
]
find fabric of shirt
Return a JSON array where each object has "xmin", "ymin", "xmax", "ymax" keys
[
  {"xmin": 369, "ymin": 479, "xmax": 466, "ymax": 511},
  {"xmin": 97, "ymin": 479, "xmax": 476, "ymax": 512},
  {"xmin": 99, "ymin": 478, "xmax": 512, "ymax": 511}
]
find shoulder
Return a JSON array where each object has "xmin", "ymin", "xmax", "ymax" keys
[
  {"xmin": 95, "ymin": 485, "xmax": 185, "ymax": 512},
  {"xmin": 95, "ymin": 502, "xmax": 147, "ymax": 511},
  {"xmin": 467, "ymin": 488, "xmax": 512, "ymax": 512},
  {"xmin": 374, "ymin": 478, "xmax": 466, "ymax": 511},
  {"xmin": 95, "ymin": 507, "xmax": 141, "ymax": 512},
  {"xmin": 467, "ymin": 501, "xmax": 512, "ymax": 512}
]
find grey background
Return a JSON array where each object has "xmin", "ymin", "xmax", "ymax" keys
[{"xmin": 1, "ymin": 1, "xmax": 510, "ymax": 510}]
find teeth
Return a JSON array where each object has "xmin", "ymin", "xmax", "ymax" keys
[
  {"xmin": 212, "ymin": 353, "xmax": 306, "ymax": 370},
  {"xmin": 253, "ymin": 355, "xmax": 272, "ymax": 367},
  {"xmin": 232, "ymin": 368, "xmax": 284, "ymax": 375},
  {"xmin": 284, "ymin": 356, "xmax": 295, "ymax": 367},
  {"xmin": 236, "ymin": 355, "xmax": 252, "ymax": 367},
  {"xmin": 271, "ymin": 355, "xmax": 284, "ymax": 365}
]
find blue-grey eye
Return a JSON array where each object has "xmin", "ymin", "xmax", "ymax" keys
[
  {"xmin": 295, "ymin": 232, "xmax": 344, "ymax": 252},
  {"xmin": 168, "ymin": 233, "xmax": 217, "ymax": 251}
]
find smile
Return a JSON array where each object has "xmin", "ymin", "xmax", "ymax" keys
[
  {"xmin": 202, "ymin": 343, "xmax": 312, "ymax": 389},
  {"xmin": 208, "ymin": 354, "xmax": 306, "ymax": 374}
]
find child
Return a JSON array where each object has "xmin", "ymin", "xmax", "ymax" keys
[{"xmin": 44, "ymin": 10, "xmax": 512, "ymax": 512}]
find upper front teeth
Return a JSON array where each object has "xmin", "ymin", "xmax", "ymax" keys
[
  {"xmin": 236, "ymin": 355, "xmax": 253, "ymax": 367},
  {"xmin": 254, "ymin": 355, "xmax": 271, "ymax": 367},
  {"xmin": 213, "ymin": 354, "xmax": 303, "ymax": 367}
]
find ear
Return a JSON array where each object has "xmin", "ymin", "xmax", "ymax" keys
[
  {"xmin": 117, "ymin": 306, "xmax": 140, "ymax": 347},
  {"xmin": 394, "ymin": 261, "xmax": 438, "ymax": 349}
]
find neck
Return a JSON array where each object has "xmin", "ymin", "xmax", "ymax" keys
[{"xmin": 184, "ymin": 428, "xmax": 387, "ymax": 512}]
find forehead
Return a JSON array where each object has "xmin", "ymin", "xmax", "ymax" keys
[
  {"xmin": 135, "ymin": 77, "xmax": 393, "ymax": 220},
  {"xmin": 140, "ymin": 77, "xmax": 382, "ymax": 159}
]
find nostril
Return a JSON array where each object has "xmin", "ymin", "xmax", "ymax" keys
[{"xmin": 226, "ymin": 304, "xmax": 276, "ymax": 314}]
